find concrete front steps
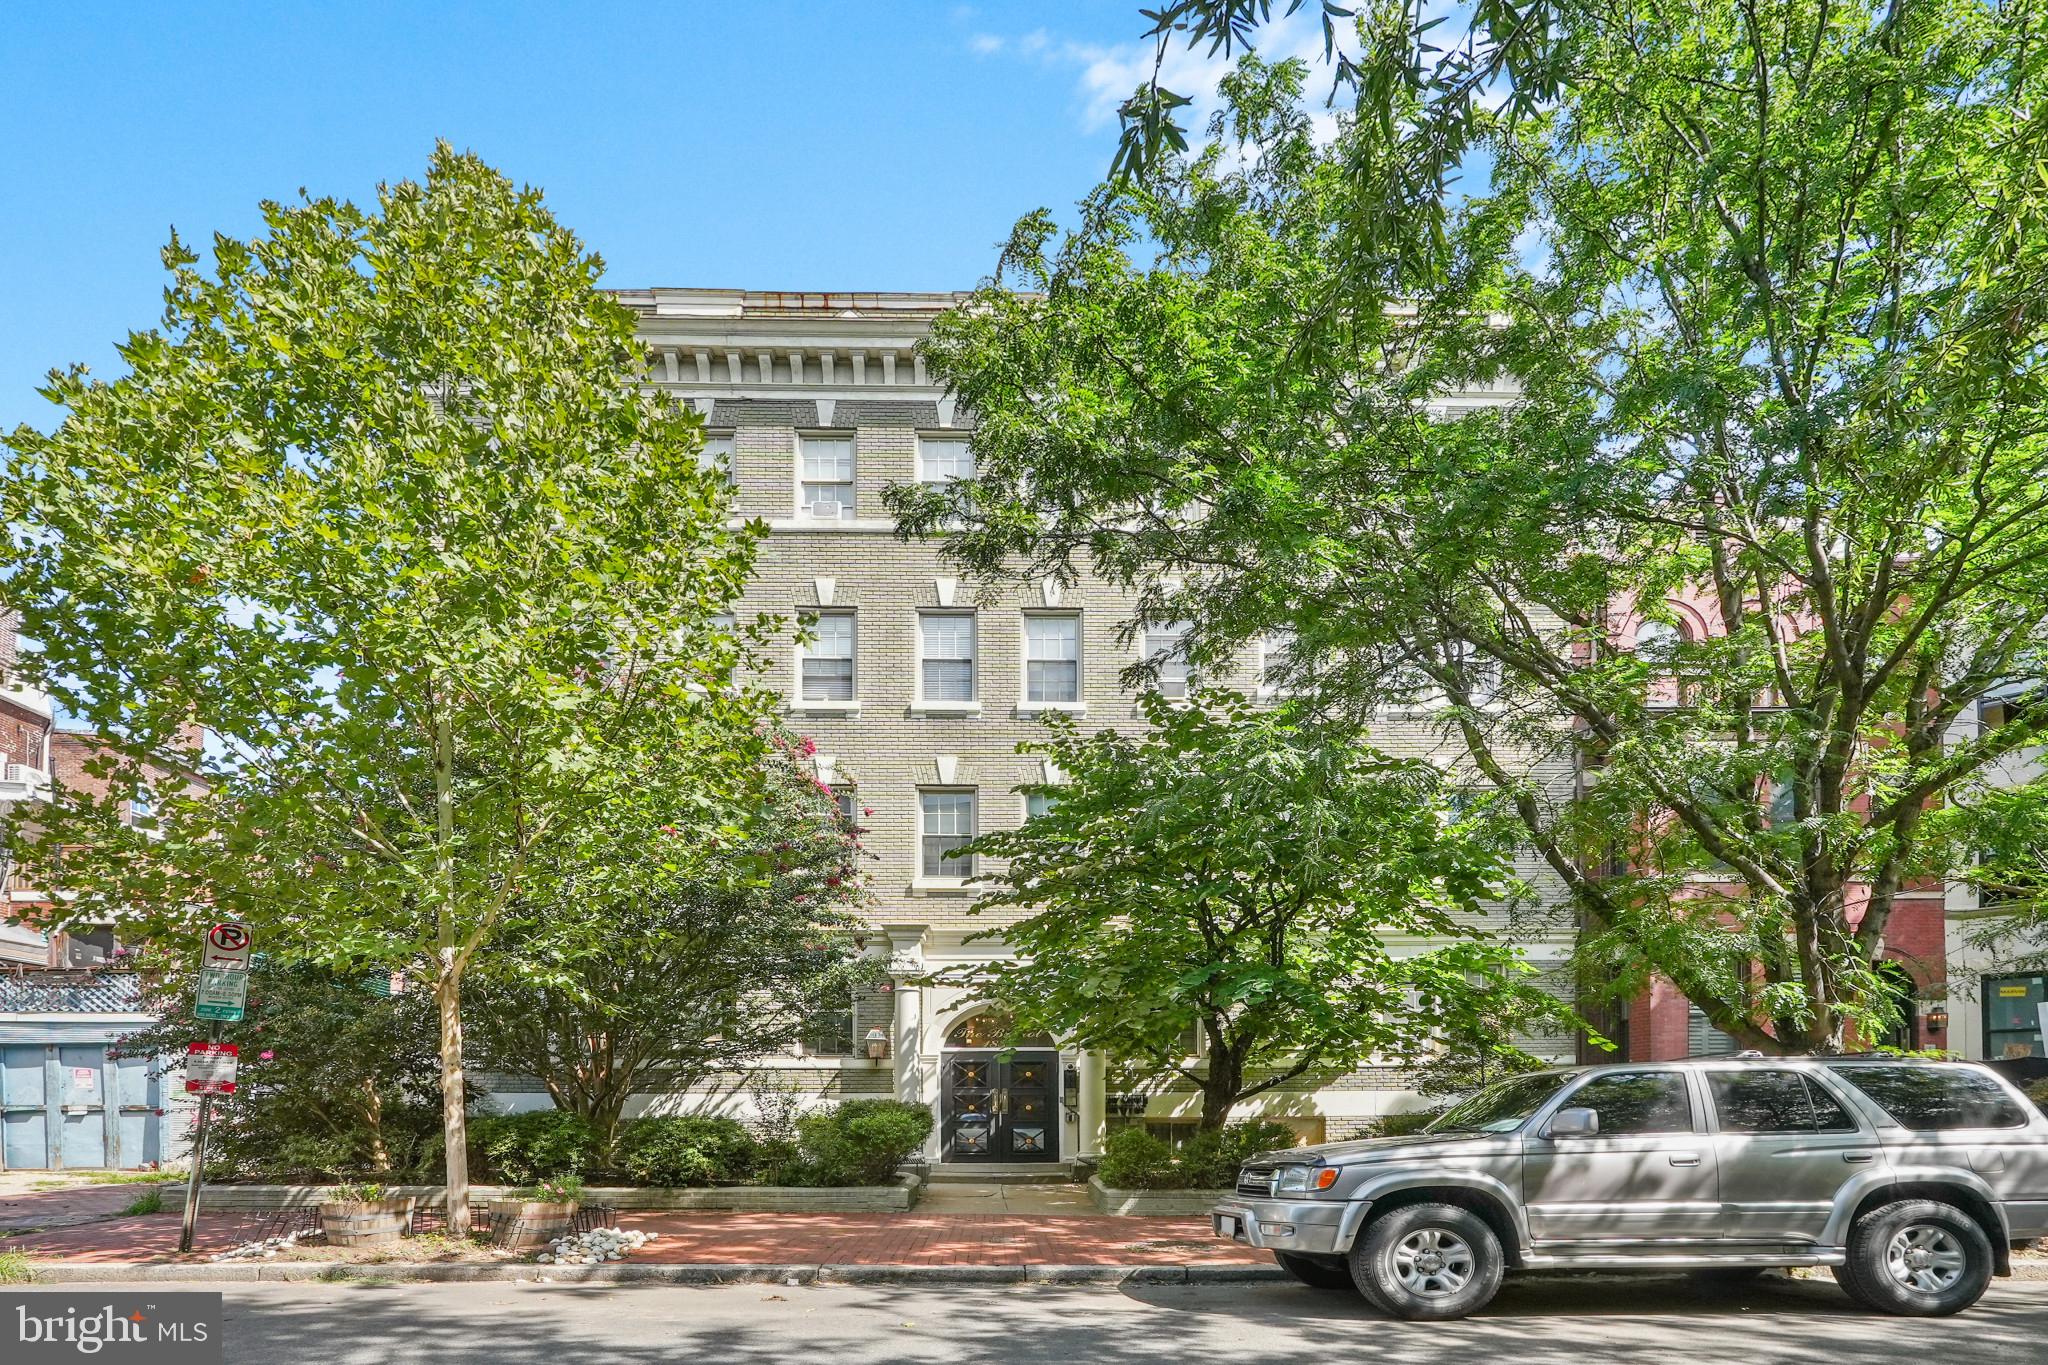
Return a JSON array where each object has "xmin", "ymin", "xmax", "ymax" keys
[{"xmin": 924, "ymin": 1163, "xmax": 1076, "ymax": 1185}]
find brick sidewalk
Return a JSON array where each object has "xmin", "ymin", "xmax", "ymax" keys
[
  {"xmin": 1, "ymin": 1208, "xmax": 1265, "ymax": 1267},
  {"xmin": 0, "ymin": 1180, "xmax": 165, "ymax": 1238},
  {"xmin": 611, "ymin": 1211, "xmax": 1259, "ymax": 1265}
]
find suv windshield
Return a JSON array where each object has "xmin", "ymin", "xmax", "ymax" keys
[{"xmin": 1425, "ymin": 1072, "xmax": 1572, "ymax": 1134}]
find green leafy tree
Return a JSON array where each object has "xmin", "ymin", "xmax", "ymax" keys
[
  {"xmin": 944, "ymin": 694, "xmax": 1570, "ymax": 1128},
  {"xmin": 899, "ymin": 5, "xmax": 2048, "ymax": 1053},
  {"xmin": 466, "ymin": 733, "xmax": 882, "ymax": 1153},
  {"xmin": 0, "ymin": 146, "xmax": 767, "ymax": 1230},
  {"xmin": 118, "ymin": 956, "xmax": 454, "ymax": 1183}
]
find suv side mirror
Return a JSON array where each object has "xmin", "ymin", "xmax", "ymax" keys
[{"xmin": 1547, "ymin": 1106, "xmax": 1600, "ymax": 1139}]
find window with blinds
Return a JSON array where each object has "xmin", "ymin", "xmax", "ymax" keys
[
  {"xmin": 1025, "ymin": 615, "xmax": 1080, "ymax": 703},
  {"xmin": 1687, "ymin": 1004, "xmax": 1740, "ymax": 1057},
  {"xmin": 920, "ymin": 613, "xmax": 976, "ymax": 702},
  {"xmin": 801, "ymin": 613, "xmax": 856, "ymax": 701}
]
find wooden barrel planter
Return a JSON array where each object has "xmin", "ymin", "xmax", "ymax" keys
[
  {"xmin": 491, "ymin": 1199, "xmax": 579, "ymax": 1249},
  {"xmin": 318, "ymin": 1196, "xmax": 417, "ymax": 1248}
]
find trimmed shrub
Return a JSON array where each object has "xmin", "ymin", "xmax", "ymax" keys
[
  {"xmin": 795, "ymin": 1099, "xmax": 934, "ymax": 1186},
  {"xmin": 1364, "ymin": 1109, "xmax": 1442, "ymax": 1138},
  {"xmin": 1096, "ymin": 1128, "xmax": 1184, "ymax": 1189},
  {"xmin": 467, "ymin": 1110, "xmax": 600, "ymax": 1185},
  {"xmin": 1180, "ymin": 1120, "xmax": 1300, "ymax": 1188},
  {"xmin": 617, "ymin": 1116, "xmax": 754, "ymax": 1186},
  {"xmin": 751, "ymin": 1137, "xmax": 807, "ymax": 1187},
  {"xmin": 1097, "ymin": 1120, "xmax": 1303, "ymax": 1190}
]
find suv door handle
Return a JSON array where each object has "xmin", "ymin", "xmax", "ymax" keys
[
  {"xmin": 1668, "ymin": 1152, "xmax": 1702, "ymax": 1167},
  {"xmin": 1844, "ymin": 1151, "xmax": 1876, "ymax": 1163}
]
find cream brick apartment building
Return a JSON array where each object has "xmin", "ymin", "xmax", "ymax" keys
[{"xmin": 475, "ymin": 288, "xmax": 1578, "ymax": 1165}]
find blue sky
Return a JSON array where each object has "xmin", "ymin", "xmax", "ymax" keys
[{"xmin": 1, "ymin": 1, "xmax": 1288, "ymax": 433}]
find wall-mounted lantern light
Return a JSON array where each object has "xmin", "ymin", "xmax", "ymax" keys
[
  {"xmin": 865, "ymin": 1028, "xmax": 889, "ymax": 1063},
  {"xmin": 1925, "ymin": 1007, "xmax": 1950, "ymax": 1035}
]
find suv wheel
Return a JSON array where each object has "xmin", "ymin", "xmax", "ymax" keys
[
  {"xmin": 1348, "ymin": 1202, "xmax": 1504, "ymax": 1321},
  {"xmin": 1273, "ymin": 1251, "xmax": 1355, "ymax": 1290},
  {"xmin": 1832, "ymin": 1199, "xmax": 1993, "ymax": 1316}
]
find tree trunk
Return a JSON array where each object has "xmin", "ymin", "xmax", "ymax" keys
[
  {"xmin": 1199, "ymin": 1051, "xmax": 1242, "ymax": 1130},
  {"xmin": 436, "ymin": 968, "xmax": 471, "ymax": 1234},
  {"xmin": 362, "ymin": 1076, "xmax": 390, "ymax": 1173},
  {"xmin": 431, "ymin": 697, "xmax": 471, "ymax": 1235}
]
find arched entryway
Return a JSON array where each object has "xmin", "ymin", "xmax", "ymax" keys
[{"xmin": 939, "ymin": 1011, "xmax": 1059, "ymax": 1163}]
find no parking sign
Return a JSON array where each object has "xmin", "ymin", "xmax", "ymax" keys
[
  {"xmin": 184, "ymin": 1041, "xmax": 239, "ymax": 1095},
  {"xmin": 201, "ymin": 922, "xmax": 253, "ymax": 971}
]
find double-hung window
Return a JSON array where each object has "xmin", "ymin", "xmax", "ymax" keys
[
  {"xmin": 700, "ymin": 432, "xmax": 735, "ymax": 484},
  {"xmin": 801, "ymin": 613, "xmax": 856, "ymax": 702},
  {"xmin": 920, "ymin": 790, "xmax": 977, "ymax": 879},
  {"xmin": 1025, "ymin": 615, "xmax": 1080, "ymax": 705},
  {"xmin": 920, "ymin": 613, "xmax": 976, "ymax": 703},
  {"xmin": 1145, "ymin": 621, "xmax": 1193, "ymax": 699},
  {"xmin": 1259, "ymin": 631, "xmax": 1296, "ymax": 695},
  {"xmin": 800, "ymin": 435, "xmax": 855, "ymax": 519},
  {"xmin": 799, "ymin": 984, "xmax": 855, "ymax": 1057},
  {"xmin": 919, "ymin": 437, "xmax": 973, "ymax": 484}
]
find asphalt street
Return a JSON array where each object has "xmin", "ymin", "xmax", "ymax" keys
[{"xmin": 15, "ymin": 1272, "xmax": 2047, "ymax": 1364}]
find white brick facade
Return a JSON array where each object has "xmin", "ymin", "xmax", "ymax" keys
[{"xmin": 600, "ymin": 288, "xmax": 1577, "ymax": 1158}]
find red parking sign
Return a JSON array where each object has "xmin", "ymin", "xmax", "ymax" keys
[{"xmin": 184, "ymin": 1041, "xmax": 239, "ymax": 1095}]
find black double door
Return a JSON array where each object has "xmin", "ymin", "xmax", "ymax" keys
[{"xmin": 941, "ymin": 1050, "xmax": 1058, "ymax": 1162}]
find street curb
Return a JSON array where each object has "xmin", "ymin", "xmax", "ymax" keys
[
  {"xmin": 818, "ymin": 1263, "xmax": 1027, "ymax": 1286},
  {"xmin": 16, "ymin": 1260, "xmax": 1286, "ymax": 1287}
]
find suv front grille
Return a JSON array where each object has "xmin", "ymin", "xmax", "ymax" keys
[{"xmin": 1236, "ymin": 1166, "xmax": 1276, "ymax": 1197}]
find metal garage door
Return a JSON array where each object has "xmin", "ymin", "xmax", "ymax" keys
[{"xmin": 0, "ymin": 1043, "xmax": 161, "ymax": 1170}]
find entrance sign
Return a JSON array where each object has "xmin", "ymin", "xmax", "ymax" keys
[
  {"xmin": 184, "ymin": 1042, "xmax": 239, "ymax": 1095},
  {"xmin": 194, "ymin": 967, "xmax": 248, "ymax": 1022},
  {"xmin": 202, "ymin": 921, "xmax": 253, "ymax": 971}
]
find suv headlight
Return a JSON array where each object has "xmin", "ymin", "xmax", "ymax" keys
[{"xmin": 1272, "ymin": 1164, "xmax": 1339, "ymax": 1194}]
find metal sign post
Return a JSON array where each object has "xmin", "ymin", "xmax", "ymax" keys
[{"xmin": 179, "ymin": 923, "xmax": 252, "ymax": 1255}]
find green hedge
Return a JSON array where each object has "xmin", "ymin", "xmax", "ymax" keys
[
  {"xmin": 794, "ymin": 1099, "xmax": 934, "ymax": 1187},
  {"xmin": 1097, "ymin": 1120, "xmax": 1300, "ymax": 1190},
  {"xmin": 1097, "ymin": 1129, "xmax": 1181, "ymax": 1189},
  {"xmin": 617, "ymin": 1116, "xmax": 756, "ymax": 1186},
  {"xmin": 468, "ymin": 1102, "xmax": 932, "ymax": 1188},
  {"xmin": 1362, "ymin": 1109, "xmax": 1441, "ymax": 1137},
  {"xmin": 467, "ymin": 1111, "xmax": 601, "ymax": 1185}
]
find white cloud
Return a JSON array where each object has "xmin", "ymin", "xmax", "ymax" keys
[{"xmin": 967, "ymin": 10, "xmax": 1355, "ymax": 140}]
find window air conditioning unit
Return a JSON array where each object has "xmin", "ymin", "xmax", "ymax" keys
[{"xmin": 809, "ymin": 500, "xmax": 844, "ymax": 519}]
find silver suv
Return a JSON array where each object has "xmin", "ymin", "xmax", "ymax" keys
[{"xmin": 1213, "ymin": 1056, "xmax": 2048, "ymax": 1320}]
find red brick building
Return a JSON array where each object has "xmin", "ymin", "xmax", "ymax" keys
[{"xmin": 1600, "ymin": 591, "xmax": 1949, "ymax": 1061}]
